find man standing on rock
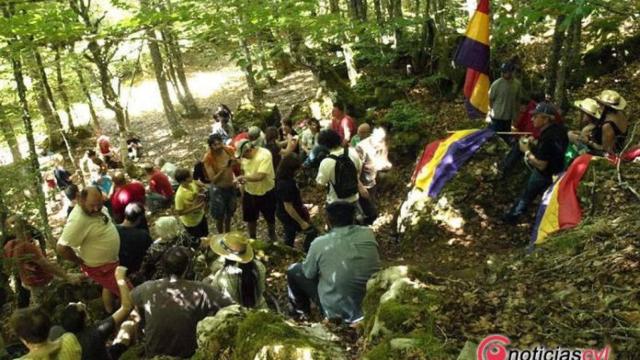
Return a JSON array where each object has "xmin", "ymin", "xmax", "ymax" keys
[
  {"xmin": 286, "ymin": 201, "xmax": 380, "ymax": 324},
  {"xmin": 57, "ymin": 186, "xmax": 123, "ymax": 312},
  {"xmin": 331, "ymin": 103, "xmax": 357, "ymax": 144},
  {"xmin": 203, "ymin": 134, "xmax": 238, "ymax": 234},
  {"xmin": 489, "ymin": 62, "xmax": 525, "ymax": 134}
]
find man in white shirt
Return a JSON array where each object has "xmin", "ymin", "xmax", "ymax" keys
[{"xmin": 315, "ymin": 129, "xmax": 363, "ymax": 205}]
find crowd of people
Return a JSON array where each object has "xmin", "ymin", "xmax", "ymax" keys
[
  {"xmin": 3, "ymin": 62, "xmax": 632, "ymax": 357},
  {"xmin": 487, "ymin": 62, "xmax": 630, "ymax": 224},
  {"xmin": 3, "ymin": 102, "xmax": 392, "ymax": 359}
]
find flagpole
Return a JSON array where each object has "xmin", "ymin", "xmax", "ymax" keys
[{"xmin": 447, "ymin": 131, "xmax": 532, "ymax": 135}]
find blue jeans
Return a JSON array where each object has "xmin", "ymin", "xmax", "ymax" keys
[
  {"xmin": 507, "ymin": 169, "xmax": 552, "ymax": 218},
  {"xmin": 286, "ymin": 263, "xmax": 322, "ymax": 315}
]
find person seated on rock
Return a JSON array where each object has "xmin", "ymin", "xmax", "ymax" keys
[
  {"xmin": 568, "ymin": 98, "xmax": 603, "ymax": 154},
  {"xmin": 211, "ymin": 104, "xmax": 235, "ymax": 144},
  {"xmin": 3, "ymin": 216, "xmax": 83, "ymax": 306},
  {"xmin": 96, "ymin": 135, "xmax": 121, "ymax": 169},
  {"xmin": 155, "ymin": 157, "xmax": 179, "ymax": 191},
  {"xmin": 143, "ymin": 163, "xmax": 174, "ymax": 213},
  {"xmin": 286, "ymin": 201, "xmax": 381, "ymax": 324},
  {"xmin": 133, "ymin": 216, "xmax": 194, "ymax": 283},
  {"xmin": 205, "ymin": 231, "xmax": 267, "ymax": 308},
  {"xmin": 116, "ymin": 203, "xmax": 153, "ymax": 274},
  {"xmin": 503, "ymin": 103, "xmax": 568, "ymax": 224},
  {"xmin": 93, "ymin": 165, "xmax": 114, "ymax": 216},
  {"xmin": 51, "ymin": 266, "xmax": 134, "ymax": 360},
  {"xmin": 110, "ymin": 171, "xmax": 146, "ymax": 227},
  {"xmin": 131, "ymin": 246, "xmax": 232, "ymax": 358},
  {"xmin": 174, "ymin": 168, "xmax": 209, "ymax": 240},
  {"xmin": 126, "ymin": 133, "xmax": 143, "ymax": 162},
  {"xmin": 10, "ymin": 306, "xmax": 82, "ymax": 360},
  {"xmin": 594, "ymin": 89, "xmax": 628, "ymax": 154}
]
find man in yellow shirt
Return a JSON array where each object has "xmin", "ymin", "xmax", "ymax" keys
[
  {"xmin": 174, "ymin": 168, "xmax": 209, "ymax": 239},
  {"xmin": 236, "ymin": 139, "xmax": 277, "ymax": 241}
]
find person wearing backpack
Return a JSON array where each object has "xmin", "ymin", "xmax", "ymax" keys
[{"xmin": 316, "ymin": 129, "xmax": 363, "ymax": 205}]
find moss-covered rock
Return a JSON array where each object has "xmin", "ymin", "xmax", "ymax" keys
[
  {"xmin": 362, "ymin": 266, "xmax": 451, "ymax": 359},
  {"xmin": 234, "ymin": 103, "xmax": 282, "ymax": 130},
  {"xmin": 193, "ymin": 307, "xmax": 347, "ymax": 360}
]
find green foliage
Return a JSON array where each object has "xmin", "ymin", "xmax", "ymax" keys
[{"xmin": 376, "ymin": 100, "xmax": 434, "ymax": 155}]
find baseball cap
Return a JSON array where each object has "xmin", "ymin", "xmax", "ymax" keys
[
  {"xmin": 532, "ymin": 102, "xmax": 556, "ymax": 117},
  {"xmin": 235, "ymin": 139, "xmax": 254, "ymax": 158}
]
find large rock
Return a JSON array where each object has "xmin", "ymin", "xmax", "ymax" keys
[
  {"xmin": 193, "ymin": 306, "xmax": 347, "ymax": 360},
  {"xmin": 361, "ymin": 266, "xmax": 450, "ymax": 359}
]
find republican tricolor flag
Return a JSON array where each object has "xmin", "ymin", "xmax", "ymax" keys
[
  {"xmin": 412, "ymin": 129, "xmax": 495, "ymax": 198},
  {"xmin": 454, "ymin": 0, "xmax": 491, "ymax": 118}
]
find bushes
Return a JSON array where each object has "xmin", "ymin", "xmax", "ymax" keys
[{"xmin": 374, "ymin": 100, "xmax": 435, "ymax": 156}]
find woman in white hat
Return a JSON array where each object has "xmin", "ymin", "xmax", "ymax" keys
[
  {"xmin": 594, "ymin": 90, "xmax": 628, "ymax": 154},
  {"xmin": 569, "ymin": 98, "xmax": 602, "ymax": 151},
  {"xmin": 205, "ymin": 231, "xmax": 266, "ymax": 308}
]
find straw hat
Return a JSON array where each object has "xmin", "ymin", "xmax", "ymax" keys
[
  {"xmin": 573, "ymin": 98, "xmax": 602, "ymax": 119},
  {"xmin": 594, "ymin": 90, "xmax": 627, "ymax": 110},
  {"xmin": 209, "ymin": 231, "xmax": 254, "ymax": 263}
]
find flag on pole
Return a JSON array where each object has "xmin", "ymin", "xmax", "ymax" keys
[
  {"xmin": 412, "ymin": 129, "xmax": 495, "ymax": 198},
  {"xmin": 531, "ymin": 154, "xmax": 593, "ymax": 245},
  {"xmin": 454, "ymin": 0, "xmax": 491, "ymax": 118}
]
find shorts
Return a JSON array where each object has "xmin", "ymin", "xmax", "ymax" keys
[
  {"xmin": 242, "ymin": 189, "xmax": 276, "ymax": 223},
  {"xmin": 209, "ymin": 186, "xmax": 237, "ymax": 220},
  {"xmin": 81, "ymin": 262, "xmax": 132, "ymax": 297}
]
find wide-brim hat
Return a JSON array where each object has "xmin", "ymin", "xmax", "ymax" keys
[
  {"xmin": 209, "ymin": 231, "xmax": 254, "ymax": 263},
  {"xmin": 573, "ymin": 98, "xmax": 602, "ymax": 119},
  {"xmin": 595, "ymin": 90, "xmax": 627, "ymax": 110}
]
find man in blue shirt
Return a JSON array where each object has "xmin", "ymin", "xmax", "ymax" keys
[{"xmin": 286, "ymin": 201, "xmax": 380, "ymax": 323}]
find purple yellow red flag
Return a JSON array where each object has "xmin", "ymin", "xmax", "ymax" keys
[
  {"xmin": 454, "ymin": 0, "xmax": 490, "ymax": 118},
  {"xmin": 531, "ymin": 154, "xmax": 593, "ymax": 245},
  {"xmin": 413, "ymin": 129, "xmax": 495, "ymax": 198}
]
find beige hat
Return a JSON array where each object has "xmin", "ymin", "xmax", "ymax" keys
[
  {"xmin": 574, "ymin": 98, "xmax": 602, "ymax": 119},
  {"xmin": 209, "ymin": 231, "xmax": 254, "ymax": 263},
  {"xmin": 595, "ymin": 90, "xmax": 627, "ymax": 110}
]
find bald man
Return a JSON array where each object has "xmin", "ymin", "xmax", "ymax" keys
[
  {"xmin": 57, "ymin": 186, "xmax": 124, "ymax": 310},
  {"xmin": 110, "ymin": 171, "xmax": 146, "ymax": 225},
  {"xmin": 350, "ymin": 123, "xmax": 371, "ymax": 147}
]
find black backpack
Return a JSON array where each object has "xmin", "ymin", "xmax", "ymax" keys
[{"xmin": 328, "ymin": 147, "xmax": 359, "ymax": 199}]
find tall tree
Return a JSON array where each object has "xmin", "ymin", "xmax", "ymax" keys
[
  {"xmin": 146, "ymin": 29, "xmax": 186, "ymax": 136},
  {"xmin": 545, "ymin": 15, "xmax": 566, "ymax": 98},
  {"xmin": 75, "ymin": 65, "xmax": 101, "ymax": 133},
  {"xmin": 54, "ymin": 46, "xmax": 76, "ymax": 131},
  {"xmin": 69, "ymin": 0, "xmax": 129, "ymax": 166},
  {"xmin": 0, "ymin": 101, "xmax": 22, "ymax": 162}
]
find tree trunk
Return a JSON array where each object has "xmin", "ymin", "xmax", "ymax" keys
[
  {"xmin": 342, "ymin": 44, "xmax": 360, "ymax": 86},
  {"xmin": 54, "ymin": 47, "xmax": 75, "ymax": 131},
  {"xmin": 240, "ymin": 39, "xmax": 263, "ymax": 102},
  {"xmin": 146, "ymin": 28, "xmax": 186, "ymax": 137},
  {"xmin": 373, "ymin": 0, "xmax": 383, "ymax": 25},
  {"xmin": 9, "ymin": 50, "xmax": 53, "ymax": 247},
  {"xmin": 567, "ymin": 16, "xmax": 582, "ymax": 87},
  {"xmin": 0, "ymin": 101, "xmax": 22, "ymax": 162},
  {"xmin": 76, "ymin": 67, "xmax": 102, "ymax": 133},
  {"xmin": 163, "ymin": 29, "xmax": 201, "ymax": 117},
  {"xmin": 349, "ymin": 0, "xmax": 367, "ymax": 21},
  {"xmin": 554, "ymin": 24, "xmax": 573, "ymax": 113},
  {"xmin": 329, "ymin": 0, "xmax": 340, "ymax": 14},
  {"xmin": 33, "ymin": 49, "xmax": 64, "ymax": 131},
  {"xmin": 160, "ymin": 33, "xmax": 186, "ymax": 105},
  {"xmin": 545, "ymin": 15, "xmax": 566, "ymax": 98},
  {"xmin": 32, "ymin": 77, "xmax": 64, "ymax": 149}
]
